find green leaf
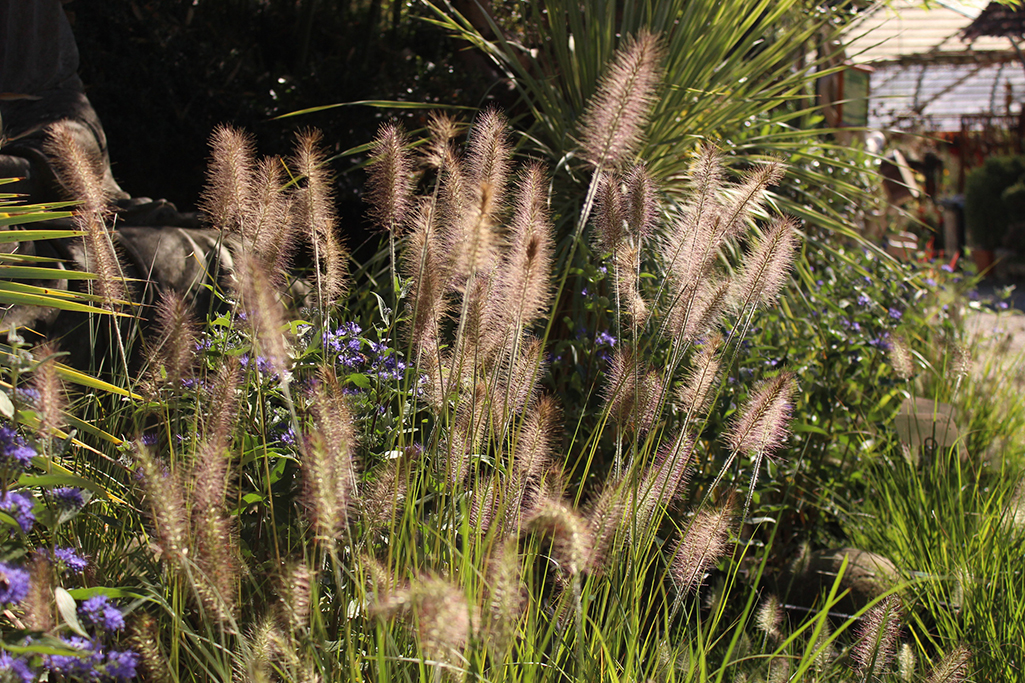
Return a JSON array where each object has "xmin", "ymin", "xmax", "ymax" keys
[
  {"xmin": 275, "ymin": 99, "xmax": 474, "ymax": 120},
  {"xmin": 0, "ymin": 265, "xmax": 96, "ymax": 280},
  {"xmin": 348, "ymin": 373, "xmax": 371, "ymax": 389},
  {"xmin": 0, "ymin": 286, "xmax": 120, "ymax": 315},
  {"xmin": 2, "ymin": 634, "xmax": 90, "ymax": 656},
  {"xmin": 0, "ymin": 211, "xmax": 74, "ymax": 227},
  {"xmin": 0, "ymin": 228, "xmax": 82, "ymax": 242},
  {"xmin": 18, "ymin": 473, "xmax": 108, "ymax": 501}
]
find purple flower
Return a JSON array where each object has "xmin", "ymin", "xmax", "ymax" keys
[
  {"xmin": 45, "ymin": 636, "xmax": 99, "ymax": 678},
  {"xmin": 14, "ymin": 387, "xmax": 40, "ymax": 407},
  {"xmin": 53, "ymin": 547, "xmax": 88, "ymax": 574},
  {"xmin": 140, "ymin": 432, "xmax": 158, "ymax": 447},
  {"xmin": 998, "ymin": 301, "xmax": 1010, "ymax": 310},
  {"xmin": 279, "ymin": 426, "xmax": 296, "ymax": 446},
  {"xmin": 857, "ymin": 294, "xmax": 871, "ymax": 306},
  {"xmin": 51, "ymin": 486, "xmax": 86, "ymax": 511},
  {"xmin": 0, "ymin": 491, "xmax": 35, "ymax": 532},
  {"xmin": 925, "ymin": 277, "xmax": 936, "ymax": 287},
  {"xmin": 941, "ymin": 264, "xmax": 954, "ymax": 273},
  {"xmin": 888, "ymin": 307, "xmax": 902, "ymax": 321},
  {"xmin": 0, "ymin": 651, "xmax": 34, "ymax": 683},
  {"xmin": 78, "ymin": 595, "xmax": 125, "ymax": 631},
  {"xmin": 595, "ymin": 331, "xmax": 616, "ymax": 348},
  {"xmin": 0, "ymin": 425, "xmax": 36, "ymax": 470},
  {"xmin": 254, "ymin": 356, "xmax": 277, "ymax": 375},
  {"xmin": 101, "ymin": 650, "xmax": 139, "ymax": 680},
  {"xmin": 0, "ymin": 561, "xmax": 30, "ymax": 604}
]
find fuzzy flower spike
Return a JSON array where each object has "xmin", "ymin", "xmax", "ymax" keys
[
  {"xmin": 577, "ymin": 29, "xmax": 664, "ymax": 170},
  {"xmin": 723, "ymin": 372, "xmax": 798, "ymax": 521}
]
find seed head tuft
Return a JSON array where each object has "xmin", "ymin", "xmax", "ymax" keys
[{"xmin": 577, "ymin": 30, "xmax": 664, "ymax": 169}]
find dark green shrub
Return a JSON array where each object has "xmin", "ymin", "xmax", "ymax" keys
[{"xmin": 964, "ymin": 154, "xmax": 1025, "ymax": 249}]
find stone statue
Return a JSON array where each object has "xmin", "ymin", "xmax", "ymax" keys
[{"xmin": 1, "ymin": 0, "xmax": 231, "ymax": 354}]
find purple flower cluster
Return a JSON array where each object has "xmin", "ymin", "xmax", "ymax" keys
[
  {"xmin": 323, "ymin": 322, "xmax": 365, "ymax": 368},
  {"xmin": 0, "ymin": 425, "xmax": 36, "ymax": 471},
  {"xmin": 50, "ymin": 486, "xmax": 86, "ymax": 512},
  {"xmin": 14, "ymin": 387, "xmax": 40, "ymax": 407},
  {"xmin": 45, "ymin": 636, "xmax": 137, "ymax": 681},
  {"xmin": 0, "ymin": 651, "xmax": 33, "ymax": 683},
  {"xmin": 595, "ymin": 331, "xmax": 617, "ymax": 348},
  {"xmin": 0, "ymin": 491, "xmax": 35, "ymax": 532},
  {"xmin": 367, "ymin": 341, "xmax": 408, "ymax": 381},
  {"xmin": 322, "ymin": 324, "xmax": 412, "ymax": 383},
  {"xmin": 0, "ymin": 561, "xmax": 30, "ymax": 604},
  {"xmin": 79, "ymin": 595, "xmax": 126, "ymax": 632},
  {"xmin": 53, "ymin": 547, "xmax": 89, "ymax": 574}
]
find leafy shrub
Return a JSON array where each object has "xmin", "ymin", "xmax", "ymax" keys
[{"xmin": 964, "ymin": 154, "xmax": 1025, "ymax": 250}]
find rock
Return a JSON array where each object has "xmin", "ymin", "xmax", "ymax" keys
[{"xmin": 775, "ymin": 547, "xmax": 899, "ymax": 618}]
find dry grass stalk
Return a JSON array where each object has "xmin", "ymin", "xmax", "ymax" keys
[
  {"xmin": 45, "ymin": 120, "xmax": 126, "ymax": 306},
  {"xmin": 670, "ymin": 496, "xmax": 735, "ymax": 596},
  {"xmin": 235, "ymin": 251, "xmax": 290, "ymax": 378},
  {"xmin": 466, "ymin": 107, "xmax": 511, "ymax": 227},
  {"xmin": 727, "ymin": 372, "xmax": 798, "ymax": 457},
  {"xmin": 135, "ymin": 444, "xmax": 189, "ymax": 569},
  {"xmin": 402, "ymin": 197, "xmax": 449, "ymax": 364},
  {"xmin": 301, "ymin": 370, "xmax": 358, "ymax": 543},
  {"xmin": 851, "ymin": 595, "xmax": 903, "ymax": 676},
  {"xmin": 614, "ymin": 244, "xmax": 648, "ymax": 324},
  {"xmin": 360, "ymin": 448, "xmax": 417, "ymax": 533},
  {"xmin": 372, "ymin": 574, "xmax": 472, "ymax": 666},
  {"xmin": 484, "ymin": 538, "xmax": 526, "ymax": 656},
  {"xmin": 577, "ymin": 30, "xmax": 664, "ymax": 169},
  {"xmin": 201, "ymin": 125, "xmax": 257, "ymax": 238},
  {"xmin": 624, "ymin": 162, "xmax": 659, "ymax": 238},
  {"xmin": 528, "ymin": 500, "xmax": 591, "ymax": 577},
  {"xmin": 925, "ymin": 645, "xmax": 971, "ymax": 683},
  {"xmin": 189, "ymin": 438, "xmax": 238, "ymax": 622},
  {"xmin": 677, "ymin": 335, "xmax": 723, "ymax": 417},
  {"xmin": 129, "ymin": 613, "xmax": 174, "ymax": 683},
  {"xmin": 250, "ymin": 156, "xmax": 296, "ymax": 277},
  {"xmin": 143, "ymin": 290, "xmax": 198, "ymax": 396},
  {"xmin": 512, "ymin": 394, "xmax": 559, "ymax": 484},
  {"xmin": 202, "ymin": 358, "xmax": 242, "ymax": 454},
  {"xmin": 730, "ymin": 216, "xmax": 800, "ymax": 311},
  {"xmin": 366, "ymin": 123, "xmax": 416, "ymax": 235},
  {"xmin": 20, "ymin": 552, "xmax": 54, "ymax": 632},
  {"xmin": 713, "ymin": 160, "xmax": 785, "ymax": 244},
  {"xmin": 595, "ymin": 172, "xmax": 626, "ymax": 252},
  {"xmin": 888, "ymin": 335, "xmax": 914, "ymax": 380},
  {"xmin": 292, "ymin": 129, "xmax": 348, "ymax": 310},
  {"xmin": 30, "ymin": 342, "xmax": 66, "ymax": 439},
  {"xmin": 499, "ymin": 161, "xmax": 554, "ymax": 335},
  {"xmin": 277, "ymin": 561, "xmax": 313, "ymax": 634},
  {"xmin": 604, "ymin": 349, "xmax": 664, "ymax": 436}
]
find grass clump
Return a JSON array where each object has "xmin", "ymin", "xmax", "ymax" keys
[{"xmin": 1, "ymin": 26, "xmax": 1005, "ymax": 683}]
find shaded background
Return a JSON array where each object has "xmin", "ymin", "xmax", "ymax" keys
[{"xmin": 69, "ymin": 0, "xmax": 511, "ymax": 245}]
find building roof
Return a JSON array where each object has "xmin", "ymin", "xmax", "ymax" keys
[
  {"xmin": 868, "ymin": 60, "xmax": 1025, "ymax": 131},
  {"xmin": 963, "ymin": 2, "xmax": 1025, "ymax": 41},
  {"xmin": 846, "ymin": 0, "xmax": 1014, "ymax": 64}
]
